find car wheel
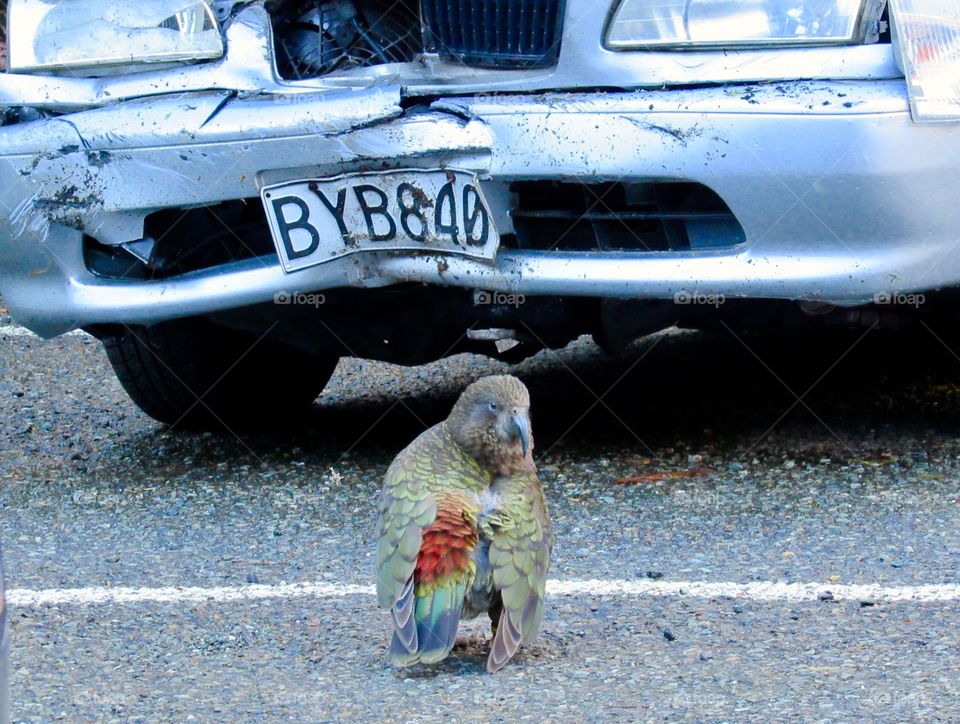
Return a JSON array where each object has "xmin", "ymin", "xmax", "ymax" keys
[{"xmin": 101, "ymin": 318, "xmax": 338, "ymax": 428}]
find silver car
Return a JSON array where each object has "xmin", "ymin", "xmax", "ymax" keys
[{"xmin": 0, "ymin": 0, "xmax": 958, "ymax": 426}]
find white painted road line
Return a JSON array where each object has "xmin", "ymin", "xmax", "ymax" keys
[
  {"xmin": 8, "ymin": 582, "xmax": 375, "ymax": 607},
  {"xmin": 0, "ymin": 326, "xmax": 87, "ymax": 339},
  {"xmin": 8, "ymin": 579, "xmax": 960, "ymax": 608}
]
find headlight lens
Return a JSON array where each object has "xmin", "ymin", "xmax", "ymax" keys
[
  {"xmin": 8, "ymin": 0, "xmax": 223, "ymax": 73},
  {"xmin": 889, "ymin": 0, "xmax": 960, "ymax": 121},
  {"xmin": 606, "ymin": 0, "xmax": 866, "ymax": 49}
]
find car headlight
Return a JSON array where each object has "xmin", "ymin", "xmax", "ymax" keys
[
  {"xmin": 7, "ymin": 0, "xmax": 223, "ymax": 74},
  {"xmin": 889, "ymin": 0, "xmax": 960, "ymax": 121},
  {"xmin": 606, "ymin": 0, "xmax": 870, "ymax": 49}
]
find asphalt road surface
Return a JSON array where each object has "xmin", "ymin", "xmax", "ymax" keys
[{"xmin": 2, "ymin": 319, "xmax": 960, "ymax": 721}]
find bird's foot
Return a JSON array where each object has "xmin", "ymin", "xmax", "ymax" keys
[{"xmin": 452, "ymin": 633, "xmax": 488, "ymax": 653}]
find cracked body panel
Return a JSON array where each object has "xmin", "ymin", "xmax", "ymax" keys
[{"xmin": 4, "ymin": 87, "xmax": 408, "ymax": 245}]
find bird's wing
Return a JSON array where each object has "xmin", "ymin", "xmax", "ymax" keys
[
  {"xmin": 403, "ymin": 489, "xmax": 481, "ymax": 664},
  {"xmin": 376, "ymin": 429, "xmax": 438, "ymax": 611},
  {"xmin": 376, "ymin": 423, "xmax": 485, "ymax": 666},
  {"xmin": 486, "ymin": 466, "xmax": 552, "ymax": 673}
]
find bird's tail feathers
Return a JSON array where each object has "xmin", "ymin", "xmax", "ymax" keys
[
  {"xmin": 408, "ymin": 581, "xmax": 467, "ymax": 665},
  {"xmin": 389, "ymin": 577, "xmax": 419, "ymax": 666},
  {"xmin": 487, "ymin": 608, "xmax": 523, "ymax": 673}
]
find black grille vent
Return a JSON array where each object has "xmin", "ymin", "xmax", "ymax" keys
[
  {"xmin": 510, "ymin": 181, "xmax": 746, "ymax": 252},
  {"xmin": 421, "ymin": 0, "xmax": 566, "ymax": 68}
]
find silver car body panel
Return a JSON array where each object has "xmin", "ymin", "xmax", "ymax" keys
[
  {"xmin": 1, "ymin": 1, "xmax": 958, "ymax": 338},
  {"xmin": 0, "ymin": 5, "xmax": 899, "ymax": 111}
]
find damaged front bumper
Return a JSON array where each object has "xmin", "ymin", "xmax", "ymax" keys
[{"xmin": 2, "ymin": 76, "xmax": 960, "ymax": 337}]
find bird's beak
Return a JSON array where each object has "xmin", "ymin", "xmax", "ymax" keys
[{"xmin": 508, "ymin": 412, "xmax": 530, "ymax": 457}]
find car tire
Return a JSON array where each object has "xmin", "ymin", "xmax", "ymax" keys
[{"xmin": 101, "ymin": 318, "xmax": 338, "ymax": 428}]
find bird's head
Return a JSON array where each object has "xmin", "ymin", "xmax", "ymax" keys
[{"xmin": 448, "ymin": 375, "xmax": 533, "ymax": 473}]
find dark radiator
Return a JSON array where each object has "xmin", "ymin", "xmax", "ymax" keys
[{"xmin": 420, "ymin": 0, "xmax": 566, "ymax": 68}]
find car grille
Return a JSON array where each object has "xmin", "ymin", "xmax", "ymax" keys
[
  {"xmin": 509, "ymin": 181, "xmax": 746, "ymax": 252},
  {"xmin": 420, "ymin": 0, "xmax": 566, "ymax": 68}
]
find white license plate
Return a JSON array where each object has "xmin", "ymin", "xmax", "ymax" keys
[{"xmin": 261, "ymin": 169, "xmax": 500, "ymax": 273}]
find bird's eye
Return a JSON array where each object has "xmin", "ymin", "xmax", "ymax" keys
[{"xmin": 488, "ymin": 401, "xmax": 498, "ymax": 412}]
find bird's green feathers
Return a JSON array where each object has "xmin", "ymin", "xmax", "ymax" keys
[
  {"xmin": 376, "ymin": 388, "xmax": 552, "ymax": 672},
  {"xmin": 485, "ymin": 468, "xmax": 552, "ymax": 672},
  {"xmin": 376, "ymin": 424, "xmax": 481, "ymax": 610}
]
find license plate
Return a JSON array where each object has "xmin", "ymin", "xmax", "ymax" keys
[{"xmin": 261, "ymin": 169, "xmax": 500, "ymax": 273}]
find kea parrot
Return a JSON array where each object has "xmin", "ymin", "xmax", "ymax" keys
[{"xmin": 376, "ymin": 375, "xmax": 552, "ymax": 672}]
